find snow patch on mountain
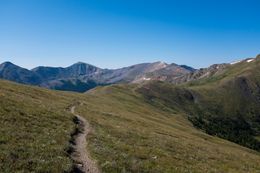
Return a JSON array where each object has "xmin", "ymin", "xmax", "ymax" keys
[
  {"xmin": 143, "ymin": 77, "xmax": 151, "ymax": 81},
  {"xmin": 247, "ymin": 59, "xmax": 254, "ymax": 63},
  {"xmin": 230, "ymin": 60, "xmax": 241, "ymax": 65}
]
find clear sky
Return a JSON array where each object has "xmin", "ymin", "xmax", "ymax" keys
[{"xmin": 0, "ymin": 0, "xmax": 259, "ymax": 69}]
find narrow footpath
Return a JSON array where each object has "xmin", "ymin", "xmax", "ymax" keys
[{"xmin": 70, "ymin": 106, "xmax": 100, "ymax": 173}]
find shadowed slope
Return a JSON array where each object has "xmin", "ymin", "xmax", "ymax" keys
[{"xmin": 137, "ymin": 55, "xmax": 260, "ymax": 151}]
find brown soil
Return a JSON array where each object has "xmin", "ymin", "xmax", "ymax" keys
[{"xmin": 70, "ymin": 106, "xmax": 100, "ymax": 173}]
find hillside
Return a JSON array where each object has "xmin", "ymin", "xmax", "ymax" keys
[
  {"xmin": 0, "ymin": 80, "xmax": 78, "ymax": 172},
  {"xmin": 1, "ymin": 79, "xmax": 260, "ymax": 172},
  {"xmin": 137, "ymin": 55, "xmax": 260, "ymax": 151},
  {"xmin": 1, "ymin": 55, "xmax": 260, "ymax": 172},
  {"xmin": 75, "ymin": 85, "xmax": 260, "ymax": 172}
]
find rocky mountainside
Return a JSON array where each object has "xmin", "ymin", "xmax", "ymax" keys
[
  {"xmin": 144, "ymin": 58, "xmax": 257, "ymax": 85},
  {"xmin": 0, "ymin": 62, "xmax": 42, "ymax": 85},
  {"xmin": 1, "ymin": 56, "xmax": 257, "ymax": 92},
  {"xmin": 0, "ymin": 61, "xmax": 194, "ymax": 92},
  {"xmin": 133, "ymin": 63, "xmax": 195, "ymax": 83},
  {"xmin": 32, "ymin": 62, "xmax": 102, "ymax": 80},
  {"xmin": 169, "ymin": 63, "xmax": 230, "ymax": 84},
  {"xmin": 31, "ymin": 62, "xmax": 103, "ymax": 92},
  {"xmin": 167, "ymin": 57, "xmax": 259, "ymax": 85}
]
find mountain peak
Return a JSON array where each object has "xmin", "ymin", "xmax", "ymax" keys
[
  {"xmin": 74, "ymin": 61, "xmax": 88, "ymax": 65},
  {"xmin": 0, "ymin": 61, "xmax": 16, "ymax": 67},
  {"xmin": 66, "ymin": 62, "xmax": 101, "ymax": 77},
  {"xmin": 68, "ymin": 61, "xmax": 99, "ymax": 69},
  {"xmin": 151, "ymin": 61, "xmax": 168, "ymax": 69},
  {"xmin": 154, "ymin": 61, "xmax": 167, "ymax": 65},
  {"xmin": 0, "ymin": 61, "xmax": 22, "ymax": 71},
  {"xmin": 0, "ymin": 61, "xmax": 42, "ymax": 84}
]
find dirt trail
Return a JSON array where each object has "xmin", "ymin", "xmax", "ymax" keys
[{"xmin": 70, "ymin": 105, "xmax": 100, "ymax": 173}]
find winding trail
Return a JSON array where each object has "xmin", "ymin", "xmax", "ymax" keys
[{"xmin": 70, "ymin": 105, "xmax": 100, "ymax": 173}]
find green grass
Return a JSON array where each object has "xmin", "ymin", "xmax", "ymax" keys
[
  {"xmin": 187, "ymin": 58, "xmax": 260, "ymax": 151},
  {"xmin": 75, "ymin": 85, "xmax": 260, "ymax": 172},
  {"xmin": 137, "ymin": 57, "xmax": 260, "ymax": 151},
  {"xmin": 0, "ymin": 80, "xmax": 79, "ymax": 172},
  {"xmin": 1, "ymin": 56, "xmax": 260, "ymax": 172}
]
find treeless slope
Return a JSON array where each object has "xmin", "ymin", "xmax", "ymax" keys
[
  {"xmin": 1, "ymin": 65, "xmax": 260, "ymax": 173},
  {"xmin": 0, "ymin": 80, "xmax": 78, "ymax": 172},
  {"xmin": 70, "ymin": 105, "xmax": 100, "ymax": 173},
  {"xmin": 76, "ymin": 85, "xmax": 260, "ymax": 172}
]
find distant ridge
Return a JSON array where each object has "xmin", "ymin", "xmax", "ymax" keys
[
  {"xmin": 0, "ymin": 60, "xmax": 194, "ymax": 92},
  {"xmin": 2, "ymin": 55, "xmax": 257, "ymax": 92},
  {"xmin": 0, "ymin": 61, "xmax": 42, "ymax": 85}
]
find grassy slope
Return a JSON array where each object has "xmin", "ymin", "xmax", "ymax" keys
[
  {"xmin": 186, "ymin": 57, "xmax": 260, "ymax": 150},
  {"xmin": 1, "ymin": 56, "xmax": 260, "ymax": 172},
  {"xmin": 0, "ymin": 80, "xmax": 80, "ymax": 172},
  {"xmin": 75, "ymin": 85, "xmax": 260, "ymax": 173},
  {"xmin": 138, "ymin": 56, "xmax": 260, "ymax": 151}
]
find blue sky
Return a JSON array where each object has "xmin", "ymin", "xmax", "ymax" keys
[{"xmin": 0, "ymin": 0, "xmax": 259, "ymax": 69}]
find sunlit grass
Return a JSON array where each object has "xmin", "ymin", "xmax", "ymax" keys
[
  {"xmin": 0, "ymin": 80, "xmax": 78, "ymax": 172},
  {"xmin": 76, "ymin": 85, "xmax": 260, "ymax": 172}
]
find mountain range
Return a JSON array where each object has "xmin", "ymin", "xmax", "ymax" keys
[
  {"xmin": 0, "ymin": 61, "xmax": 195, "ymax": 92},
  {"xmin": 1, "ymin": 57, "xmax": 257, "ymax": 92},
  {"xmin": 1, "ymin": 54, "xmax": 260, "ymax": 172}
]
